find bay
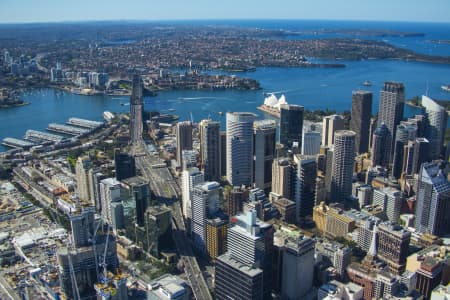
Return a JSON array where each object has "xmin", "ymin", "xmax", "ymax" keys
[{"xmin": 1, "ymin": 20, "xmax": 450, "ymax": 152}]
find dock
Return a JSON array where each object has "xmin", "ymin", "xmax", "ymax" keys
[
  {"xmin": 2, "ymin": 138, "xmax": 35, "ymax": 149},
  {"xmin": 47, "ymin": 123, "xmax": 89, "ymax": 136},
  {"xmin": 67, "ymin": 117, "xmax": 103, "ymax": 129},
  {"xmin": 25, "ymin": 130, "xmax": 65, "ymax": 143}
]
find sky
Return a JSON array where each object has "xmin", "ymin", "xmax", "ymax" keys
[{"xmin": 0, "ymin": 0, "xmax": 449, "ymax": 24}]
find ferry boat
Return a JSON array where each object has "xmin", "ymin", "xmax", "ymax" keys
[
  {"xmin": 363, "ymin": 80, "xmax": 372, "ymax": 87},
  {"xmin": 441, "ymin": 85, "xmax": 450, "ymax": 92}
]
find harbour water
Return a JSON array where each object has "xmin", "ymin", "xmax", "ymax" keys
[{"xmin": 1, "ymin": 20, "xmax": 450, "ymax": 151}]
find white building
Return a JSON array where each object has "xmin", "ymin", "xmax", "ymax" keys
[
  {"xmin": 99, "ymin": 178, "xmax": 122, "ymax": 224},
  {"xmin": 181, "ymin": 168, "xmax": 204, "ymax": 220}
]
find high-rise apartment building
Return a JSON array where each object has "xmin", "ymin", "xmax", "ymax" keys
[
  {"xmin": 253, "ymin": 120, "xmax": 276, "ymax": 193},
  {"xmin": 129, "ymin": 74, "xmax": 143, "ymax": 143},
  {"xmin": 351, "ymin": 90, "xmax": 373, "ymax": 154},
  {"xmin": 199, "ymin": 119, "xmax": 221, "ymax": 181},
  {"xmin": 331, "ymin": 130, "xmax": 356, "ymax": 203},
  {"xmin": 411, "ymin": 137, "xmax": 430, "ymax": 175},
  {"xmin": 76, "ymin": 156, "xmax": 93, "ymax": 204},
  {"xmin": 415, "ymin": 161, "xmax": 450, "ymax": 236},
  {"xmin": 322, "ymin": 114, "xmax": 345, "ymax": 147},
  {"xmin": 176, "ymin": 121, "xmax": 193, "ymax": 167},
  {"xmin": 99, "ymin": 177, "xmax": 122, "ymax": 224},
  {"xmin": 226, "ymin": 112, "xmax": 256, "ymax": 186},
  {"xmin": 88, "ymin": 170, "xmax": 105, "ymax": 212},
  {"xmin": 377, "ymin": 82, "xmax": 405, "ymax": 162},
  {"xmin": 279, "ymin": 104, "xmax": 304, "ymax": 149}
]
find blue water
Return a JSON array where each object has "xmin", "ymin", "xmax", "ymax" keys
[{"xmin": 1, "ymin": 20, "xmax": 450, "ymax": 152}]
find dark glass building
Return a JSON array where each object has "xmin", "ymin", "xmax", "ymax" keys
[
  {"xmin": 279, "ymin": 104, "xmax": 304, "ymax": 150},
  {"xmin": 350, "ymin": 90, "xmax": 372, "ymax": 154},
  {"xmin": 114, "ymin": 149, "xmax": 136, "ymax": 181}
]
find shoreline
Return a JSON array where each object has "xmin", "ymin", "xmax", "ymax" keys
[{"xmin": 0, "ymin": 102, "xmax": 30, "ymax": 109}]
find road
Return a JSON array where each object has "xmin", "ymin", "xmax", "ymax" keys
[{"xmin": 133, "ymin": 141, "xmax": 212, "ymax": 300}]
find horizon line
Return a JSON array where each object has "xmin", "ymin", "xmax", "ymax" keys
[{"xmin": 0, "ymin": 17, "xmax": 450, "ymax": 26}]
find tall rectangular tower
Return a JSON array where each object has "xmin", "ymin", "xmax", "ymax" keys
[
  {"xmin": 176, "ymin": 121, "xmax": 193, "ymax": 167},
  {"xmin": 199, "ymin": 119, "xmax": 221, "ymax": 181},
  {"xmin": 280, "ymin": 104, "xmax": 304, "ymax": 150},
  {"xmin": 226, "ymin": 112, "xmax": 256, "ymax": 186},
  {"xmin": 377, "ymin": 82, "xmax": 405, "ymax": 162},
  {"xmin": 415, "ymin": 161, "xmax": 450, "ymax": 236},
  {"xmin": 331, "ymin": 130, "xmax": 356, "ymax": 203},
  {"xmin": 253, "ymin": 120, "xmax": 276, "ymax": 193},
  {"xmin": 351, "ymin": 90, "xmax": 373, "ymax": 154}
]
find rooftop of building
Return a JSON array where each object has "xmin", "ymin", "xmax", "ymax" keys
[
  {"xmin": 122, "ymin": 176, "xmax": 148, "ymax": 187},
  {"xmin": 217, "ymin": 253, "xmax": 263, "ymax": 277}
]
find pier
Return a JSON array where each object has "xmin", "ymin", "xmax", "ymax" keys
[{"xmin": 47, "ymin": 123, "xmax": 89, "ymax": 136}]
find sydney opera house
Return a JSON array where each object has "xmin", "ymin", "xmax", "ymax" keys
[{"xmin": 257, "ymin": 93, "xmax": 288, "ymax": 118}]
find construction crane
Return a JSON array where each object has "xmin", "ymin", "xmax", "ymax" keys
[
  {"xmin": 66, "ymin": 239, "xmax": 81, "ymax": 300},
  {"xmin": 90, "ymin": 218, "xmax": 104, "ymax": 281}
]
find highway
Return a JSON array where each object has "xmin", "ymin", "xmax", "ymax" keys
[{"xmin": 133, "ymin": 141, "xmax": 212, "ymax": 300}]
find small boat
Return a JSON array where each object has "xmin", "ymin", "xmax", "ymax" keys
[
  {"xmin": 363, "ymin": 80, "xmax": 372, "ymax": 86},
  {"xmin": 218, "ymin": 112, "xmax": 223, "ymax": 116},
  {"xmin": 441, "ymin": 85, "xmax": 450, "ymax": 92},
  {"xmin": 168, "ymin": 108, "xmax": 176, "ymax": 112}
]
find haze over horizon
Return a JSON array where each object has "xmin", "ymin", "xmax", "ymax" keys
[{"xmin": 1, "ymin": 0, "xmax": 450, "ymax": 24}]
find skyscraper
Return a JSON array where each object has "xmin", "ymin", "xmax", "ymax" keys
[
  {"xmin": 377, "ymin": 222, "xmax": 411, "ymax": 275},
  {"xmin": 281, "ymin": 235, "xmax": 315, "ymax": 299},
  {"xmin": 122, "ymin": 177, "xmax": 151, "ymax": 227},
  {"xmin": 279, "ymin": 104, "xmax": 304, "ymax": 150},
  {"xmin": 253, "ymin": 120, "xmax": 276, "ymax": 193},
  {"xmin": 99, "ymin": 177, "xmax": 122, "ymax": 224},
  {"xmin": 422, "ymin": 95, "xmax": 448, "ymax": 159},
  {"xmin": 351, "ymin": 90, "xmax": 373, "ymax": 154},
  {"xmin": 222, "ymin": 210, "xmax": 274, "ymax": 299},
  {"xmin": 371, "ymin": 123, "xmax": 390, "ymax": 167},
  {"xmin": 411, "ymin": 137, "xmax": 430, "ymax": 174},
  {"xmin": 176, "ymin": 121, "xmax": 193, "ymax": 167},
  {"xmin": 223, "ymin": 185, "xmax": 247, "ymax": 217},
  {"xmin": 199, "ymin": 119, "xmax": 221, "ymax": 181},
  {"xmin": 372, "ymin": 187, "xmax": 403, "ymax": 222},
  {"xmin": 76, "ymin": 156, "xmax": 92, "ymax": 204},
  {"xmin": 129, "ymin": 74, "xmax": 143, "ymax": 143},
  {"xmin": 415, "ymin": 161, "xmax": 450, "ymax": 236},
  {"xmin": 391, "ymin": 123, "xmax": 417, "ymax": 179},
  {"xmin": 294, "ymin": 155, "xmax": 317, "ymax": 222},
  {"xmin": 331, "ymin": 130, "xmax": 356, "ymax": 203},
  {"xmin": 271, "ymin": 157, "xmax": 295, "ymax": 201},
  {"xmin": 377, "ymin": 82, "xmax": 405, "ymax": 162},
  {"xmin": 114, "ymin": 149, "xmax": 136, "ymax": 181},
  {"xmin": 191, "ymin": 181, "xmax": 221, "ymax": 252},
  {"xmin": 220, "ymin": 131, "xmax": 227, "ymax": 177},
  {"xmin": 181, "ymin": 167, "xmax": 204, "ymax": 220},
  {"xmin": 58, "ymin": 207, "xmax": 118, "ymax": 299},
  {"xmin": 322, "ymin": 114, "xmax": 345, "ymax": 147},
  {"xmin": 226, "ymin": 112, "xmax": 256, "ymax": 186}
]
